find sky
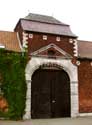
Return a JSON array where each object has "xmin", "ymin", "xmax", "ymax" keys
[{"xmin": 0, "ymin": 0, "xmax": 92, "ymax": 41}]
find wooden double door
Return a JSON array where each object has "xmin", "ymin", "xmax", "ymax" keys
[{"xmin": 31, "ymin": 68, "xmax": 70, "ymax": 118}]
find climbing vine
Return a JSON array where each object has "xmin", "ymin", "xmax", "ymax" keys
[{"xmin": 0, "ymin": 49, "xmax": 27, "ymax": 120}]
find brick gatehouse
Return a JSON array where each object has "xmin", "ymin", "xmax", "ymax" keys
[{"xmin": 0, "ymin": 13, "xmax": 92, "ymax": 119}]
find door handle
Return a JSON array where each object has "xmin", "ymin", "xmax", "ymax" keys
[{"xmin": 52, "ymin": 100, "xmax": 56, "ymax": 103}]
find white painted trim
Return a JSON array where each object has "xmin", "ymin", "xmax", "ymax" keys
[
  {"xmin": 22, "ymin": 32, "xmax": 28, "ymax": 37},
  {"xmin": 29, "ymin": 34, "xmax": 33, "ymax": 39},
  {"xmin": 73, "ymin": 39, "xmax": 78, "ymax": 57},
  {"xmin": 69, "ymin": 38, "xmax": 73, "ymax": 43},
  {"xmin": 76, "ymin": 61, "xmax": 80, "ymax": 66},
  {"xmin": 23, "ymin": 57, "xmax": 78, "ymax": 119},
  {"xmin": 31, "ymin": 43, "xmax": 72, "ymax": 58},
  {"xmin": 43, "ymin": 35, "xmax": 47, "ymax": 40},
  {"xmin": 22, "ymin": 31, "xmax": 28, "ymax": 51},
  {"xmin": 56, "ymin": 36, "xmax": 60, "ymax": 41},
  {"xmin": 17, "ymin": 32, "xmax": 23, "ymax": 52},
  {"xmin": 79, "ymin": 113, "xmax": 92, "ymax": 117}
]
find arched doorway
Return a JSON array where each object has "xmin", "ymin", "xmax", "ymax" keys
[
  {"xmin": 23, "ymin": 57, "xmax": 78, "ymax": 119},
  {"xmin": 31, "ymin": 67, "xmax": 70, "ymax": 119}
]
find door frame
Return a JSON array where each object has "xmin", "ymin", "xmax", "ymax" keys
[
  {"xmin": 23, "ymin": 57, "xmax": 79, "ymax": 119},
  {"xmin": 31, "ymin": 68, "xmax": 71, "ymax": 118}
]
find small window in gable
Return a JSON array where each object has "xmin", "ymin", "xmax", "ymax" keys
[
  {"xmin": 29, "ymin": 34, "xmax": 33, "ymax": 38},
  {"xmin": 56, "ymin": 36, "xmax": 60, "ymax": 41},
  {"xmin": 43, "ymin": 35, "xmax": 47, "ymax": 40},
  {"xmin": 48, "ymin": 50, "xmax": 55, "ymax": 56},
  {"xmin": 48, "ymin": 50, "xmax": 56, "ymax": 59}
]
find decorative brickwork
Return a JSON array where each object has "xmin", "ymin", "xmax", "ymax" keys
[
  {"xmin": 27, "ymin": 33, "xmax": 74, "ymax": 57},
  {"xmin": 22, "ymin": 32, "xmax": 28, "ymax": 50},
  {"xmin": 73, "ymin": 39, "xmax": 78, "ymax": 57}
]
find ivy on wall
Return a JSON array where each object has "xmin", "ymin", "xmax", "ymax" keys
[{"xmin": 0, "ymin": 49, "xmax": 27, "ymax": 120}]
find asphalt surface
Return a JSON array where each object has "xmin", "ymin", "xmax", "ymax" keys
[{"xmin": 1, "ymin": 117, "xmax": 92, "ymax": 125}]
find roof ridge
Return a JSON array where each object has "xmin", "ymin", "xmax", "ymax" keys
[
  {"xmin": 21, "ymin": 18, "xmax": 69, "ymax": 26},
  {"xmin": 24, "ymin": 13, "xmax": 68, "ymax": 26},
  {"xmin": 28, "ymin": 13, "xmax": 53, "ymax": 18},
  {"xmin": 0, "ymin": 30, "xmax": 15, "ymax": 33},
  {"xmin": 78, "ymin": 40, "xmax": 92, "ymax": 43}
]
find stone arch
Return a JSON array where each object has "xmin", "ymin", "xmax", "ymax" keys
[{"xmin": 23, "ymin": 57, "xmax": 79, "ymax": 119}]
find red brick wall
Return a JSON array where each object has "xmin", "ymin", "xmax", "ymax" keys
[
  {"xmin": 78, "ymin": 60, "xmax": 92, "ymax": 113},
  {"xmin": 27, "ymin": 32, "xmax": 74, "ymax": 56}
]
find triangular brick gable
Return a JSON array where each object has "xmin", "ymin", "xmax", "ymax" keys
[{"xmin": 31, "ymin": 43, "xmax": 72, "ymax": 58}]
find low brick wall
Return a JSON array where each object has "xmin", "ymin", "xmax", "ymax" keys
[{"xmin": 78, "ymin": 60, "xmax": 92, "ymax": 113}]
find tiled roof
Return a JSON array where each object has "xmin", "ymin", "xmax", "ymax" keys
[
  {"xmin": 21, "ymin": 19, "xmax": 76, "ymax": 37},
  {"xmin": 0, "ymin": 31, "xmax": 21, "ymax": 52},
  {"xmin": 17, "ymin": 13, "xmax": 77, "ymax": 38},
  {"xmin": 25, "ymin": 13, "xmax": 67, "ymax": 25},
  {"xmin": 78, "ymin": 40, "xmax": 92, "ymax": 59}
]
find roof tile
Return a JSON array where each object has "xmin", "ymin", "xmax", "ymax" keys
[
  {"xmin": 21, "ymin": 20, "xmax": 76, "ymax": 37},
  {"xmin": 78, "ymin": 40, "xmax": 92, "ymax": 59},
  {"xmin": 20, "ymin": 13, "xmax": 77, "ymax": 37},
  {"xmin": 25, "ymin": 13, "xmax": 66, "ymax": 25},
  {"xmin": 0, "ymin": 31, "xmax": 21, "ymax": 52}
]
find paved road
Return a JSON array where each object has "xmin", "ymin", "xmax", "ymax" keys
[{"xmin": 1, "ymin": 117, "xmax": 92, "ymax": 125}]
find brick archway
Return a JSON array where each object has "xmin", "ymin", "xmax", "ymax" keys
[{"xmin": 23, "ymin": 57, "xmax": 79, "ymax": 119}]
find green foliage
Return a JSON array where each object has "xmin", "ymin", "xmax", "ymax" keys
[{"xmin": 0, "ymin": 50, "xmax": 27, "ymax": 120}]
